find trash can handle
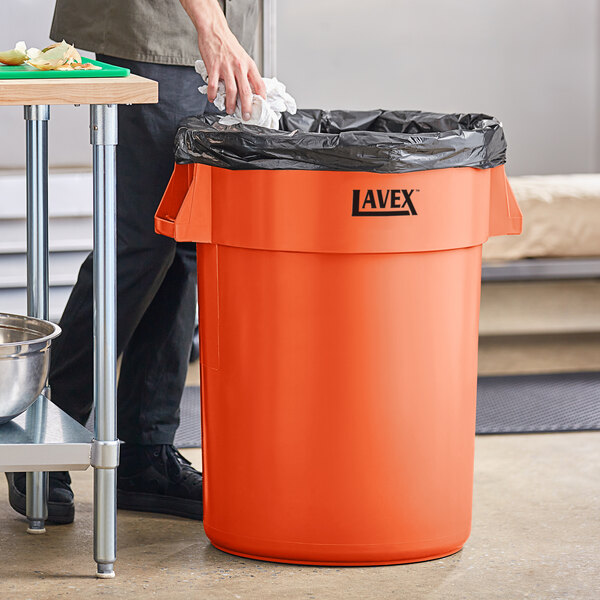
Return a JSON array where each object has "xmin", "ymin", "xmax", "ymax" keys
[
  {"xmin": 155, "ymin": 163, "xmax": 212, "ymax": 242},
  {"xmin": 489, "ymin": 166, "xmax": 522, "ymax": 237}
]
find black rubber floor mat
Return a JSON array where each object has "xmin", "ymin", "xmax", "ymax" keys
[
  {"xmin": 85, "ymin": 386, "xmax": 203, "ymax": 446},
  {"xmin": 476, "ymin": 371, "xmax": 600, "ymax": 434},
  {"xmin": 174, "ymin": 385, "xmax": 202, "ymax": 448},
  {"xmin": 169, "ymin": 372, "xmax": 600, "ymax": 447}
]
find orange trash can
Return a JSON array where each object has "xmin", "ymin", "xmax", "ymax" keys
[{"xmin": 156, "ymin": 111, "xmax": 522, "ymax": 565}]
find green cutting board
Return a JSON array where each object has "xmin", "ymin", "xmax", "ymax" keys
[{"xmin": 0, "ymin": 58, "xmax": 130, "ymax": 79}]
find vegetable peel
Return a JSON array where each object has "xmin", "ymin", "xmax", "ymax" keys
[
  {"xmin": 28, "ymin": 40, "xmax": 100, "ymax": 71},
  {"xmin": 0, "ymin": 39, "xmax": 101, "ymax": 71},
  {"xmin": 0, "ymin": 41, "xmax": 44, "ymax": 66},
  {"xmin": 0, "ymin": 41, "xmax": 29, "ymax": 66},
  {"xmin": 0, "ymin": 48, "xmax": 27, "ymax": 66},
  {"xmin": 27, "ymin": 40, "xmax": 75, "ymax": 70}
]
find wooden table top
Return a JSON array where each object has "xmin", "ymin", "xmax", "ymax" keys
[{"xmin": 0, "ymin": 74, "xmax": 158, "ymax": 106}]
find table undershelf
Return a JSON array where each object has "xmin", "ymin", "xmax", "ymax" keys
[{"xmin": 0, "ymin": 396, "xmax": 92, "ymax": 472}]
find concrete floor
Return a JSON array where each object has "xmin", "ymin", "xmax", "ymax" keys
[{"xmin": 0, "ymin": 433, "xmax": 598, "ymax": 600}]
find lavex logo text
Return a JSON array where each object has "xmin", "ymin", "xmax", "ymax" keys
[{"xmin": 351, "ymin": 189, "xmax": 418, "ymax": 217}]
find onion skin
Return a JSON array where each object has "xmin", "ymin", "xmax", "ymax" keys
[
  {"xmin": 28, "ymin": 41, "xmax": 81, "ymax": 71},
  {"xmin": 0, "ymin": 40, "xmax": 89, "ymax": 71},
  {"xmin": 0, "ymin": 49, "xmax": 27, "ymax": 66}
]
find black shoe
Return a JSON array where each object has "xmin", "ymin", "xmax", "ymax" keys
[
  {"xmin": 117, "ymin": 445, "xmax": 203, "ymax": 520},
  {"xmin": 5, "ymin": 471, "xmax": 75, "ymax": 525}
]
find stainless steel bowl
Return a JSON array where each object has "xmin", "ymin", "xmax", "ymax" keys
[{"xmin": 0, "ymin": 313, "xmax": 61, "ymax": 425}]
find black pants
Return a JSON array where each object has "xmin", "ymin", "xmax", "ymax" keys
[{"xmin": 49, "ymin": 55, "xmax": 216, "ymax": 444}]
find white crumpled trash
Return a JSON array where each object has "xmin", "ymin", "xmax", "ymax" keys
[{"xmin": 195, "ymin": 59, "xmax": 296, "ymax": 129}]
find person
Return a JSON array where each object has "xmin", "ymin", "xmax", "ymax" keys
[{"xmin": 6, "ymin": 0, "xmax": 265, "ymax": 524}]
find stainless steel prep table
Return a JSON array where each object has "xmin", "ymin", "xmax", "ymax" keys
[{"xmin": 0, "ymin": 75, "xmax": 158, "ymax": 578}]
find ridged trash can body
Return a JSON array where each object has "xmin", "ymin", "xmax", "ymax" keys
[{"xmin": 156, "ymin": 162, "xmax": 521, "ymax": 565}]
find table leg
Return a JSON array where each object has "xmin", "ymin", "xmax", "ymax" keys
[
  {"xmin": 90, "ymin": 104, "xmax": 119, "ymax": 579},
  {"xmin": 24, "ymin": 104, "xmax": 50, "ymax": 535}
]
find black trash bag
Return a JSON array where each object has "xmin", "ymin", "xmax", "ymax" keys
[{"xmin": 174, "ymin": 109, "xmax": 506, "ymax": 174}]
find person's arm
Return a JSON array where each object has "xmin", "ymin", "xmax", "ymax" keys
[{"xmin": 179, "ymin": 0, "xmax": 266, "ymax": 119}]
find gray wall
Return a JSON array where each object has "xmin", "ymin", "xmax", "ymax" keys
[
  {"xmin": 0, "ymin": 0, "xmax": 90, "ymax": 170},
  {"xmin": 277, "ymin": 0, "xmax": 600, "ymax": 176},
  {"xmin": 1, "ymin": 0, "xmax": 599, "ymax": 176}
]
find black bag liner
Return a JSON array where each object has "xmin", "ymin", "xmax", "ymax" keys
[{"xmin": 174, "ymin": 109, "xmax": 506, "ymax": 174}]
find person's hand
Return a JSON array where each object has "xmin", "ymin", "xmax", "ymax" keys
[{"xmin": 180, "ymin": 0, "xmax": 266, "ymax": 119}]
